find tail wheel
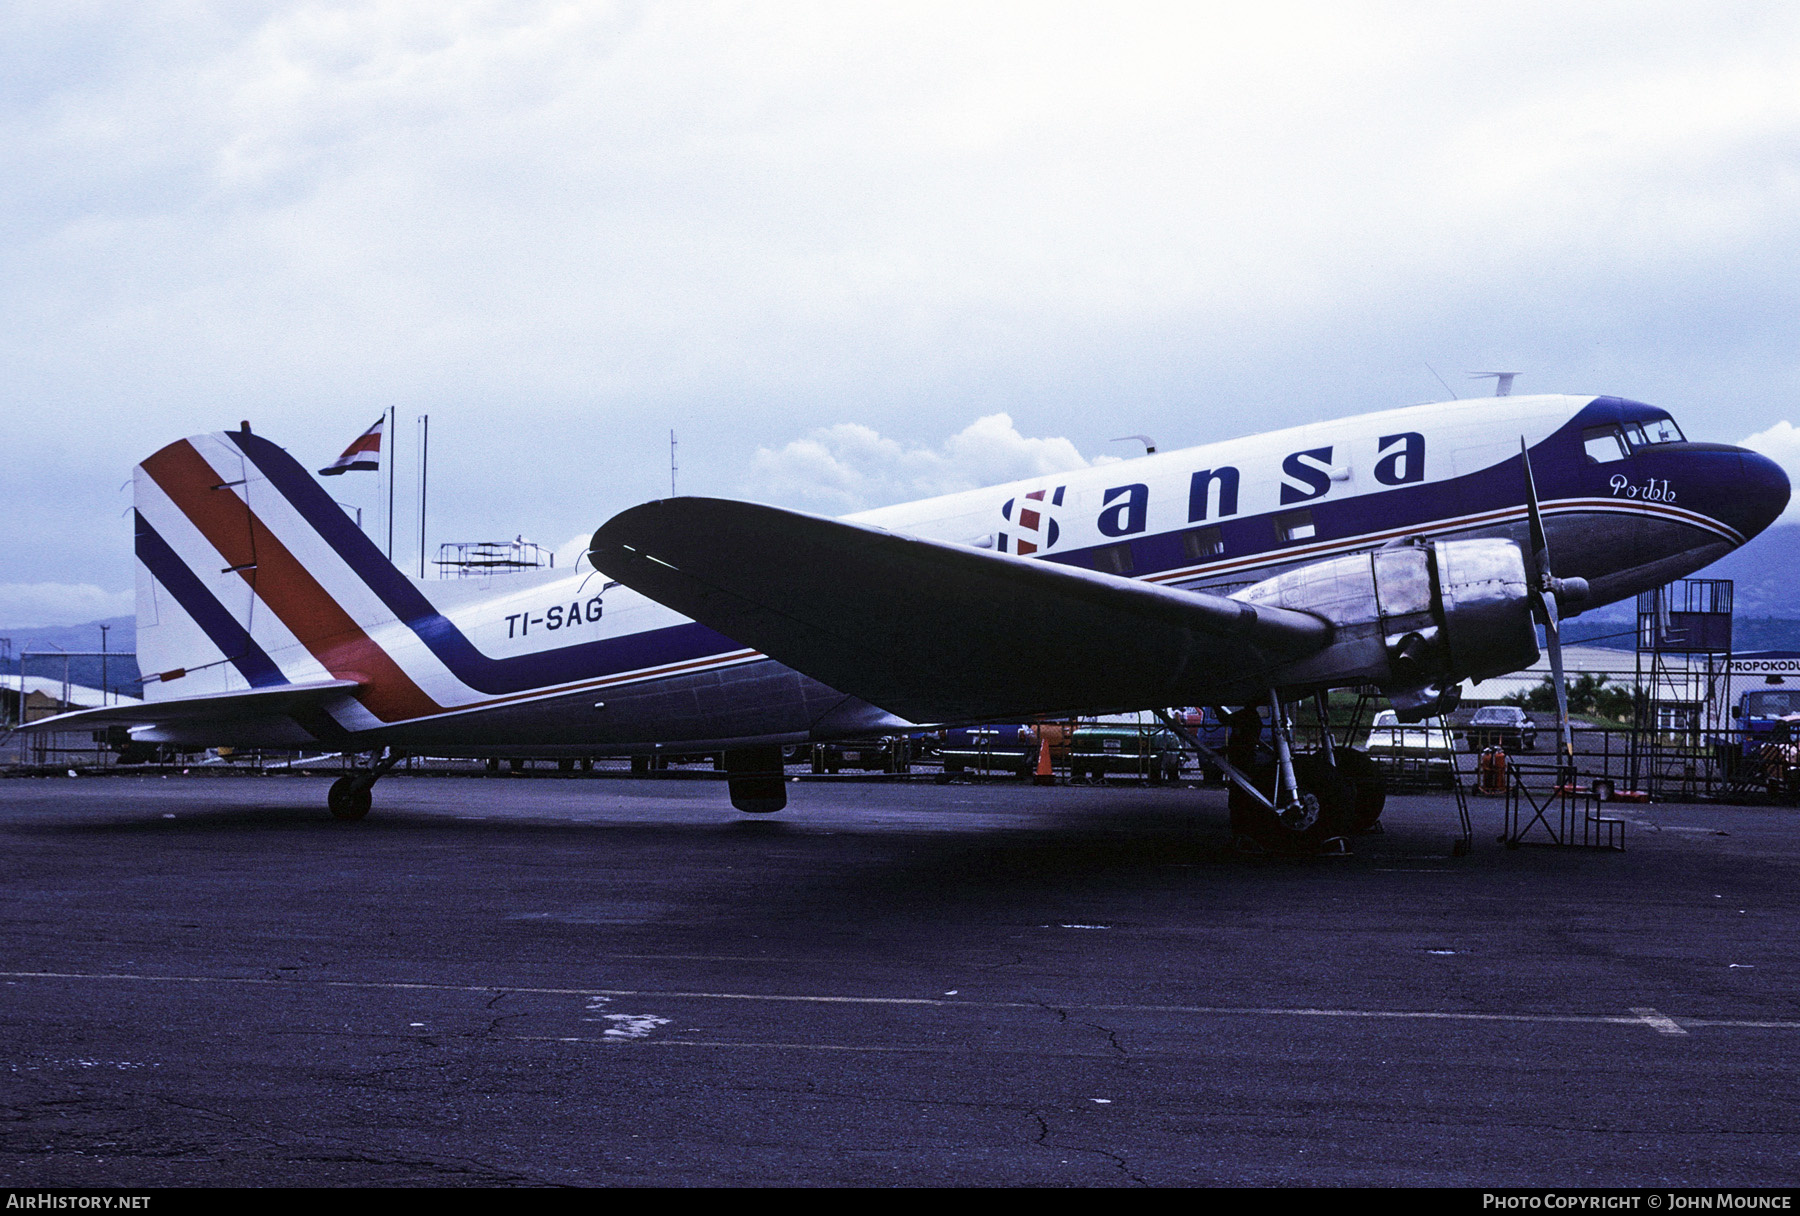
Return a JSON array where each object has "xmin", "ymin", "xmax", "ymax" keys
[{"xmin": 327, "ymin": 776, "xmax": 372, "ymax": 821}]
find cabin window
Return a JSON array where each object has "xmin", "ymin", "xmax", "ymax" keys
[
  {"xmin": 1274, "ymin": 510, "xmax": 1316, "ymax": 543},
  {"xmin": 1582, "ymin": 426, "xmax": 1629, "ymax": 463},
  {"xmin": 1093, "ymin": 543, "xmax": 1134, "ymax": 575},
  {"xmin": 1181, "ymin": 527, "xmax": 1224, "ymax": 562}
]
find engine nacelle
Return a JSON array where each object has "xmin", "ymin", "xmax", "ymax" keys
[{"xmin": 1235, "ymin": 537, "xmax": 1540, "ymax": 719}]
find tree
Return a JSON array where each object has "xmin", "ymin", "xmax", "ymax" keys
[{"xmin": 1504, "ymin": 673, "xmax": 1637, "ymax": 723}]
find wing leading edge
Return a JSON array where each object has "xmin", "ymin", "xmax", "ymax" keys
[{"xmin": 589, "ymin": 499, "xmax": 1332, "ymax": 724}]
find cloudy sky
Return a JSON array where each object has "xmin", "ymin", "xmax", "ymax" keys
[{"xmin": 4, "ymin": 1, "xmax": 1800, "ymax": 626}]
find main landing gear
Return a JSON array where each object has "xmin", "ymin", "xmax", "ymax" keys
[
  {"xmin": 327, "ymin": 748, "xmax": 403, "ymax": 821},
  {"xmin": 1158, "ymin": 692, "xmax": 1387, "ymax": 855},
  {"xmin": 723, "ymin": 745, "xmax": 787, "ymax": 814}
]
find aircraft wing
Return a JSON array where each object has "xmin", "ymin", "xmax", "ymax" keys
[
  {"xmin": 590, "ymin": 499, "xmax": 1331, "ymax": 724},
  {"xmin": 17, "ymin": 679, "xmax": 364, "ymax": 733}
]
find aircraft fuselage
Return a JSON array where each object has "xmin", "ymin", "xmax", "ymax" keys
[{"xmin": 126, "ymin": 394, "xmax": 1788, "ymax": 752}]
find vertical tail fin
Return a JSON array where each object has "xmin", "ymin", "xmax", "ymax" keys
[{"xmin": 132, "ymin": 428, "xmax": 441, "ymax": 721}]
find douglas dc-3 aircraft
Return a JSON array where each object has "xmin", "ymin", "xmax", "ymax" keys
[{"xmin": 27, "ymin": 393, "xmax": 1790, "ymax": 849}]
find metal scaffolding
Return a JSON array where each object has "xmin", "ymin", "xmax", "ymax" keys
[
  {"xmin": 434, "ymin": 538, "xmax": 555, "ymax": 578},
  {"xmin": 1633, "ymin": 579, "xmax": 1734, "ymax": 796}
]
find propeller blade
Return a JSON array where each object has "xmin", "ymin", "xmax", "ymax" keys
[
  {"xmin": 1521, "ymin": 437, "xmax": 1575, "ymax": 767},
  {"xmin": 1540, "ymin": 588, "xmax": 1576, "ymax": 765},
  {"xmin": 1519, "ymin": 438, "xmax": 1550, "ymax": 584}
]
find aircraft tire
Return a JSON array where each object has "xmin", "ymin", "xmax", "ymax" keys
[
  {"xmin": 328, "ymin": 776, "xmax": 372, "ymax": 821},
  {"xmin": 1229, "ymin": 755, "xmax": 1357, "ymax": 853},
  {"xmin": 1334, "ymin": 749, "xmax": 1388, "ymax": 832}
]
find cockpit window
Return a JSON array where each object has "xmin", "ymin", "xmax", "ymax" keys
[
  {"xmin": 1624, "ymin": 417, "xmax": 1684, "ymax": 446},
  {"xmin": 1582, "ymin": 426, "xmax": 1629, "ymax": 464}
]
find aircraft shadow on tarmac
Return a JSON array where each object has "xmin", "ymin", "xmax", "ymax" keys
[{"xmin": 16, "ymin": 786, "xmax": 1481, "ymax": 926}]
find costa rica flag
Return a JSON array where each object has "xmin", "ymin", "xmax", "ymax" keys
[{"xmin": 318, "ymin": 417, "xmax": 384, "ymax": 476}]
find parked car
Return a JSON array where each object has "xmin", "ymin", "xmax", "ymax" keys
[
  {"xmin": 1068, "ymin": 720, "xmax": 1185, "ymax": 783},
  {"xmin": 1364, "ymin": 710, "xmax": 1458, "ymax": 787},
  {"xmin": 1466, "ymin": 705, "xmax": 1537, "ymax": 751},
  {"xmin": 934, "ymin": 724, "xmax": 1039, "ymax": 776},
  {"xmin": 811, "ymin": 735, "xmax": 912, "ymax": 774}
]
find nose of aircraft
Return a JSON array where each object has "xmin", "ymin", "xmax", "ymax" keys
[{"xmin": 1722, "ymin": 447, "xmax": 1791, "ymax": 541}]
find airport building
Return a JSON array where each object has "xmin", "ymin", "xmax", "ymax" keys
[{"xmin": 1, "ymin": 677, "xmax": 141, "ymax": 768}]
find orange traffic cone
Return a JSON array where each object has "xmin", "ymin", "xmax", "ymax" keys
[{"xmin": 1033, "ymin": 734, "xmax": 1055, "ymax": 786}]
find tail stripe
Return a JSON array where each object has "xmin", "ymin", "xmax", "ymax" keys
[
  {"xmin": 226, "ymin": 431, "xmax": 744, "ymax": 694},
  {"xmin": 142, "ymin": 440, "xmax": 446, "ymax": 723},
  {"xmin": 135, "ymin": 512, "xmax": 288, "ymax": 688}
]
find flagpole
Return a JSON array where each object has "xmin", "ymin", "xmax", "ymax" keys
[
  {"xmin": 386, "ymin": 405, "xmax": 396, "ymax": 563},
  {"xmin": 417, "ymin": 413, "xmax": 429, "ymax": 580}
]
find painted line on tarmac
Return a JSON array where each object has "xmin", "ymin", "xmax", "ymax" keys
[
  {"xmin": 511, "ymin": 1035, "xmax": 962, "ymax": 1053},
  {"xmin": 1, "ymin": 969, "xmax": 1784, "ymax": 1036},
  {"xmin": 1629, "ymin": 1006, "xmax": 1690, "ymax": 1035}
]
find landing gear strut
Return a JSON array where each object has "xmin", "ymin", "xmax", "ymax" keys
[
  {"xmin": 1157, "ymin": 700, "xmax": 1360, "ymax": 854},
  {"xmin": 327, "ymin": 748, "xmax": 403, "ymax": 821},
  {"xmin": 1236, "ymin": 696, "xmax": 1356, "ymax": 852}
]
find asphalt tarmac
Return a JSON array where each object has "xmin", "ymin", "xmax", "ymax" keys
[{"xmin": 1, "ymin": 771, "xmax": 1796, "ymax": 1188}]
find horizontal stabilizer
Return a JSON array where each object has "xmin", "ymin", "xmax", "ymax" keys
[
  {"xmin": 590, "ymin": 499, "xmax": 1331, "ymax": 723},
  {"xmin": 18, "ymin": 679, "xmax": 364, "ymax": 734}
]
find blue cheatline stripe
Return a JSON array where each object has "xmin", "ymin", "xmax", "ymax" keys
[
  {"xmin": 134, "ymin": 512, "xmax": 289, "ymax": 689},
  {"xmin": 226, "ymin": 432, "xmax": 749, "ymax": 696}
]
